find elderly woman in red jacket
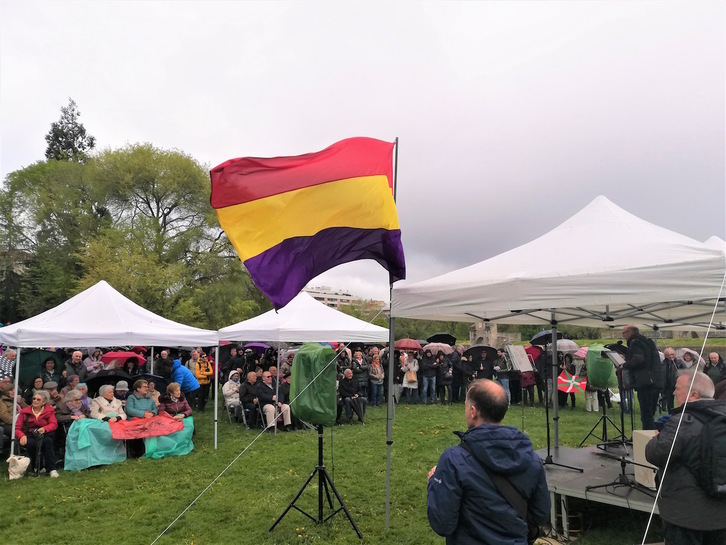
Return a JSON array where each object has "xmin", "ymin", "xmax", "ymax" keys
[{"xmin": 16, "ymin": 389, "xmax": 59, "ymax": 477}]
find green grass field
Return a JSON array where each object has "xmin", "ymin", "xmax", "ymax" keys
[{"xmin": 0, "ymin": 394, "xmax": 664, "ymax": 545}]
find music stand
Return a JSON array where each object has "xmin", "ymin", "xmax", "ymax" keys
[
  {"xmin": 507, "ymin": 345, "xmax": 582, "ymax": 472},
  {"xmin": 270, "ymin": 425, "xmax": 362, "ymax": 539}
]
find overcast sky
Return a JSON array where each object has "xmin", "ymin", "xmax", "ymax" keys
[{"xmin": 1, "ymin": 1, "xmax": 724, "ymax": 302}]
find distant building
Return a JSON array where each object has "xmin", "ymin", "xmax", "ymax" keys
[{"xmin": 303, "ymin": 286, "xmax": 386, "ymax": 312}]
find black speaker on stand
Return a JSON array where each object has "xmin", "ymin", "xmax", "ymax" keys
[{"xmin": 270, "ymin": 343, "xmax": 362, "ymax": 539}]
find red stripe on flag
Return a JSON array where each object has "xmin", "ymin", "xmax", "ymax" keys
[{"xmin": 210, "ymin": 137, "xmax": 394, "ymax": 208}]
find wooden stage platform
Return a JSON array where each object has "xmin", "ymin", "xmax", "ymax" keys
[{"xmin": 537, "ymin": 444, "xmax": 660, "ymax": 538}]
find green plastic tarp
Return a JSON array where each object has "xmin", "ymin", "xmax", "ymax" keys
[
  {"xmin": 289, "ymin": 343, "xmax": 337, "ymax": 427},
  {"xmin": 585, "ymin": 344, "xmax": 617, "ymax": 389},
  {"xmin": 64, "ymin": 419, "xmax": 127, "ymax": 471},
  {"xmin": 144, "ymin": 418, "xmax": 195, "ymax": 459},
  {"xmin": 64, "ymin": 417, "xmax": 195, "ymax": 470}
]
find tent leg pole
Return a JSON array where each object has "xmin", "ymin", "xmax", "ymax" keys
[
  {"xmin": 552, "ymin": 318, "xmax": 559, "ymax": 448},
  {"xmin": 10, "ymin": 349, "xmax": 20, "ymax": 457},
  {"xmin": 214, "ymin": 345, "xmax": 220, "ymax": 449}
]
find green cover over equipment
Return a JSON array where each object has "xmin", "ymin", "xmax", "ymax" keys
[
  {"xmin": 586, "ymin": 344, "xmax": 616, "ymax": 389},
  {"xmin": 289, "ymin": 343, "xmax": 337, "ymax": 427}
]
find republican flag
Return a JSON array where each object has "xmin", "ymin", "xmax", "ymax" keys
[{"xmin": 210, "ymin": 137, "xmax": 406, "ymax": 309}]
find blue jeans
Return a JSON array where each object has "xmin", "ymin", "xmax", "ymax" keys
[
  {"xmin": 422, "ymin": 376, "xmax": 436, "ymax": 404},
  {"xmin": 370, "ymin": 383, "xmax": 383, "ymax": 405},
  {"xmin": 620, "ymin": 388, "xmax": 633, "ymax": 413},
  {"xmin": 499, "ymin": 378, "xmax": 510, "ymax": 404}
]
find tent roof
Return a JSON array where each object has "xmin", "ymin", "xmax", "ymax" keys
[
  {"xmin": 391, "ymin": 196, "xmax": 726, "ymax": 329},
  {"xmin": 218, "ymin": 292, "xmax": 389, "ymax": 343},
  {"xmin": 704, "ymin": 236, "xmax": 726, "ymax": 251},
  {"xmin": 0, "ymin": 280, "xmax": 218, "ymax": 347}
]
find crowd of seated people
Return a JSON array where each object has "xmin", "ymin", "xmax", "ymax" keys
[{"xmin": 0, "ymin": 346, "xmax": 211, "ymax": 477}]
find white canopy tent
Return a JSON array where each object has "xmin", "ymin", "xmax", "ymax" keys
[
  {"xmin": 391, "ymin": 196, "xmax": 726, "ymax": 330},
  {"xmin": 391, "ymin": 196, "xmax": 726, "ymax": 449},
  {"xmin": 218, "ymin": 291, "xmax": 389, "ymax": 343},
  {"xmin": 0, "ymin": 280, "xmax": 219, "ymax": 347},
  {"xmin": 0, "ymin": 280, "xmax": 220, "ymax": 451},
  {"xmin": 704, "ymin": 235, "xmax": 726, "ymax": 252}
]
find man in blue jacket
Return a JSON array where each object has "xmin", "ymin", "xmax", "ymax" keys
[
  {"xmin": 159, "ymin": 357, "xmax": 200, "ymax": 411},
  {"xmin": 427, "ymin": 379, "xmax": 550, "ymax": 545}
]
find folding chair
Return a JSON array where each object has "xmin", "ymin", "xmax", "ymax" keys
[{"xmin": 224, "ymin": 402, "xmax": 236, "ymax": 424}]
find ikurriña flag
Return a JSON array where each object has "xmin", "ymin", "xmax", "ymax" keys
[{"xmin": 210, "ymin": 137, "xmax": 406, "ymax": 309}]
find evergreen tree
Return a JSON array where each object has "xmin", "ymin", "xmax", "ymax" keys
[{"xmin": 44, "ymin": 98, "xmax": 96, "ymax": 162}]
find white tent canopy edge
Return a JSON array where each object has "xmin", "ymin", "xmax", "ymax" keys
[{"xmin": 391, "ymin": 196, "xmax": 726, "ymax": 330}]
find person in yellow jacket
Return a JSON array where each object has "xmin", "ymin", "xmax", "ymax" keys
[{"xmin": 194, "ymin": 352, "xmax": 214, "ymax": 412}]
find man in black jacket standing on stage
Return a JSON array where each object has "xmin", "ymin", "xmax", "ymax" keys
[{"xmin": 622, "ymin": 324, "xmax": 661, "ymax": 430}]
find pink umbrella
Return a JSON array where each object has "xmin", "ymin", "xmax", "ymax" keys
[
  {"xmin": 553, "ymin": 339, "xmax": 579, "ymax": 353},
  {"xmin": 574, "ymin": 346, "xmax": 589, "ymax": 359},
  {"xmin": 422, "ymin": 342, "xmax": 453, "ymax": 355}
]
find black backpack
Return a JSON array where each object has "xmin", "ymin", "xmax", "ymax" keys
[{"xmin": 688, "ymin": 406, "xmax": 726, "ymax": 499}]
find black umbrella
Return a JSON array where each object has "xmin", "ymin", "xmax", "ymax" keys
[
  {"xmin": 346, "ymin": 342, "xmax": 365, "ymax": 353},
  {"xmin": 529, "ymin": 330, "xmax": 563, "ymax": 346},
  {"xmin": 463, "ymin": 345, "xmax": 498, "ymax": 361},
  {"xmin": 426, "ymin": 332, "xmax": 457, "ymax": 346},
  {"xmin": 138, "ymin": 373, "xmax": 170, "ymax": 396},
  {"xmin": 85, "ymin": 369, "xmax": 133, "ymax": 397}
]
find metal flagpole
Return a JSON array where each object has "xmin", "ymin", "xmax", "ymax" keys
[
  {"xmin": 385, "ymin": 137, "xmax": 399, "ymax": 529},
  {"xmin": 551, "ymin": 316, "xmax": 559, "ymax": 447}
]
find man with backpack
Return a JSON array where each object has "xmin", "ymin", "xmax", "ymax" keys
[
  {"xmin": 645, "ymin": 370, "xmax": 726, "ymax": 545},
  {"xmin": 427, "ymin": 379, "xmax": 550, "ymax": 544}
]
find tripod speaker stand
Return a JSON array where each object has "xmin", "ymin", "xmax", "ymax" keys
[{"xmin": 270, "ymin": 425, "xmax": 362, "ymax": 539}]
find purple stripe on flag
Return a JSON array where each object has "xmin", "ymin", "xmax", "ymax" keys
[{"xmin": 244, "ymin": 227, "xmax": 406, "ymax": 309}]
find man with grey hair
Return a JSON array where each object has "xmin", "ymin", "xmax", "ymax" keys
[
  {"xmin": 646, "ymin": 370, "xmax": 726, "ymax": 544},
  {"xmin": 0, "ymin": 349, "xmax": 16, "ymax": 381},
  {"xmin": 662, "ymin": 348, "xmax": 686, "ymax": 413},
  {"xmin": 64, "ymin": 350, "xmax": 87, "ymax": 382}
]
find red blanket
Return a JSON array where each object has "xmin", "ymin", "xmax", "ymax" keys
[{"xmin": 109, "ymin": 413, "xmax": 184, "ymax": 440}]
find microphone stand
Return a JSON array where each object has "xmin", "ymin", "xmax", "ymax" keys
[{"xmin": 541, "ymin": 323, "xmax": 582, "ymax": 472}]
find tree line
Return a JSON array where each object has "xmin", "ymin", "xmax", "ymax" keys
[{"xmin": 0, "ymin": 99, "xmax": 269, "ymax": 328}]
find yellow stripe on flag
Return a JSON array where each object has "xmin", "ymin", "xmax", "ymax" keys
[{"xmin": 216, "ymin": 175, "xmax": 400, "ymax": 261}]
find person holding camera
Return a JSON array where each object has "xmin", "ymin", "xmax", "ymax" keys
[
  {"xmin": 194, "ymin": 352, "xmax": 214, "ymax": 412},
  {"xmin": 15, "ymin": 389, "xmax": 59, "ymax": 477}
]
